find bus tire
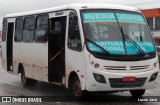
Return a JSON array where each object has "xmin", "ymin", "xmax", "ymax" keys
[
  {"xmin": 21, "ymin": 67, "xmax": 37, "ymax": 87},
  {"xmin": 71, "ymin": 76, "xmax": 87, "ymax": 98},
  {"xmin": 130, "ymin": 89, "xmax": 145, "ymax": 97}
]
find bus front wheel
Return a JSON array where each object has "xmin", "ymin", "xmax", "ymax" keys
[
  {"xmin": 71, "ymin": 76, "xmax": 87, "ymax": 97},
  {"xmin": 130, "ymin": 89, "xmax": 145, "ymax": 97}
]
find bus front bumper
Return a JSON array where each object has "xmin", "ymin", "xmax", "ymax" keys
[{"xmin": 85, "ymin": 68, "xmax": 159, "ymax": 92}]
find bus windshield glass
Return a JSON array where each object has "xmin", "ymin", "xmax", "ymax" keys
[{"xmin": 81, "ymin": 10, "xmax": 155, "ymax": 55}]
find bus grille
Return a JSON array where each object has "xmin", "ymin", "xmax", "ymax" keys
[
  {"xmin": 104, "ymin": 66, "xmax": 126, "ymax": 70},
  {"xmin": 109, "ymin": 78, "xmax": 147, "ymax": 88},
  {"xmin": 130, "ymin": 65, "xmax": 150, "ymax": 70},
  {"xmin": 104, "ymin": 65, "xmax": 150, "ymax": 70}
]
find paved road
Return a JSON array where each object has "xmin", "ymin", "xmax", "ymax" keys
[{"xmin": 0, "ymin": 64, "xmax": 159, "ymax": 105}]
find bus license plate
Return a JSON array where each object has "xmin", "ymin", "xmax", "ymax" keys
[{"xmin": 122, "ymin": 77, "xmax": 136, "ymax": 82}]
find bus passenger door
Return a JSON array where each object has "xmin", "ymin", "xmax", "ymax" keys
[
  {"xmin": 48, "ymin": 16, "xmax": 66, "ymax": 82},
  {"xmin": 7, "ymin": 23, "xmax": 14, "ymax": 71}
]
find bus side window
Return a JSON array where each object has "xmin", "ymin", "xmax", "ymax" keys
[
  {"xmin": 15, "ymin": 17, "xmax": 23, "ymax": 42},
  {"xmin": 35, "ymin": 14, "xmax": 48, "ymax": 43},
  {"xmin": 68, "ymin": 12, "xmax": 82, "ymax": 51},
  {"xmin": 2, "ymin": 18, "xmax": 7, "ymax": 41},
  {"xmin": 23, "ymin": 16, "xmax": 35, "ymax": 43}
]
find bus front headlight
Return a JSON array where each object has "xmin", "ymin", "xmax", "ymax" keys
[
  {"xmin": 94, "ymin": 63, "xmax": 100, "ymax": 69},
  {"xmin": 151, "ymin": 62, "xmax": 159, "ymax": 70},
  {"xmin": 90, "ymin": 61, "xmax": 100, "ymax": 69}
]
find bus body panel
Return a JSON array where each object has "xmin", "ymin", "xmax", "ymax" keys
[
  {"xmin": 1, "ymin": 41, "xmax": 7, "ymax": 70},
  {"xmin": 13, "ymin": 42, "xmax": 48, "ymax": 80},
  {"xmin": 65, "ymin": 49, "xmax": 86, "ymax": 89},
  {"xmin": 65, "ymin": 10, "xmax": 86, "ymax": 89}
]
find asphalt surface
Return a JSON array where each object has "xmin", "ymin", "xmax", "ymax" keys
[{"xmin": 0, "ymin": 60, "xmax": 159, "ymax": 105}]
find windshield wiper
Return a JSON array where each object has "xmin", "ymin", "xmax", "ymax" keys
[
  {"xmin": 113, "ymin": 12, "xmax": 145, "ymax": 55},
  {"xmin": 85, "ymin": 38, "xmax": 111, "ymax": 56},
  {"xmin": 120, "ymin": 27, "xmax": 145, "ymax": 55}
]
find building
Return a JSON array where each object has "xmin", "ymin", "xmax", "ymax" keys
[
  {"xmin": 141, "ymin": 8, "xmax": 160, "ymax": 36},
  {"xmin": 123, "ymin": 1, "xmax": 160, "ymax": 36}
]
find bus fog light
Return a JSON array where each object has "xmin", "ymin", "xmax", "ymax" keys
[
  {"xmin": 93, "ymin": 73, "xmax": 106, "ymax": 84},
  {"xmin": 94, "ymin": 63, "xmax": 100, "ymax": 69},
  {"xmin": 149, "ymin": 72, "xmax": 158, "ymax": 82}
]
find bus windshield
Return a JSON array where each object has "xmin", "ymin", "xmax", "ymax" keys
[{"xmin": 81, "ymin": 10, "xmax": 155, "ymax": 55}]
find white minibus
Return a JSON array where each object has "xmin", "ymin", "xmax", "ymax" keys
[{"xmin": 1, "ymin": 4, "xmax": 159, "ymax": 97}]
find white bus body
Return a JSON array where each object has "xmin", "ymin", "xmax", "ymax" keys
[{"xmin": 1, "ymin": 4, "xmax": 159, "ymax": 97}]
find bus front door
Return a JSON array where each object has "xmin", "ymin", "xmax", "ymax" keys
[{"xmin": 48, "ymin": 16, "xmax": 66, "ymax": 83}]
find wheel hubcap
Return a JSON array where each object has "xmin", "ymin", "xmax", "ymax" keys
[{"xmin": 74, "ymin": 81, "xmax": 81, "ymax": 96}]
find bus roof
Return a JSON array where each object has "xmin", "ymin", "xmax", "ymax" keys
[{"xmin": 5, "ymin": 3, "xmax": 140, "ymax": 18}]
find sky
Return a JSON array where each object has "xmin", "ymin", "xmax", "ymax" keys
[{"xmin": 0, "ymin": 0, "xmax": 160, "ymax": 30}]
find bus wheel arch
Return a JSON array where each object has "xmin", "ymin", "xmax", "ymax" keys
[
  {"xmin": 68, "ymin": 71, "xmax": 79, "ymax": 89},
  {"xmin": 68, "ymin": 71, "xmax": 86, "ymax": 97},
  {"xmin": 18, "ymin": 63, "xmax": 23, "ymax": 74},
  {"xmin": 18, "ymin": 63, "xmax": 37, "ymax": 87}
]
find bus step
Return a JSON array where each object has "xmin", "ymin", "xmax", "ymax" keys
[
  {"xmin": 8, "ymin": 71, "xmax": 14, "ymax": 74},
  {"xmin": 51, "ymin": 82, "xmax": 64, "ymax": 86}
]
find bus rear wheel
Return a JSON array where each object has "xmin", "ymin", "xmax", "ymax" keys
[
  {"xmin": 130, "ymin": 89, "xmax": 145, "ymax": 97},
  {"xmin": 21, "ymin": 68, "xmax": 37, "ymax": 87}
]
